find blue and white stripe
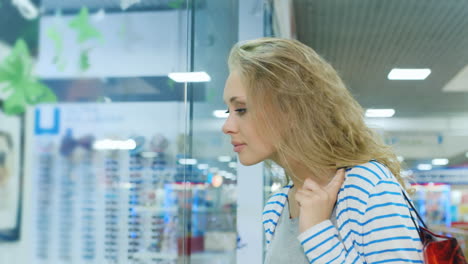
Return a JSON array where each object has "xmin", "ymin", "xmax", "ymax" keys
[{"xmin": 263, "ymin": 161, "xmax": 423, "ymax": 263}]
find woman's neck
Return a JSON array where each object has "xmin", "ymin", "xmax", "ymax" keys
[
  {"xmin": 284, "ymin": 161, "xmax": 335, "ymax": 188},
  {"xmin": 270, "ymin": 154, "xmax": 336, "ymax": 187},
  {"xmin": 285, "ymin": 162, "xmax": 336, "ymax": 219}
]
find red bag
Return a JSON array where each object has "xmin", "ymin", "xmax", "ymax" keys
[
  {"xmin": 420, "ymin": 226, "xmax": 467, "ymax": 264},
  {"xmin": 403, "ymin": 191, "xmax": 467, "ymax": 264}
]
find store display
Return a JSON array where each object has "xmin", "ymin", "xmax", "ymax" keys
[
  {"xmin": 34, "ymin": 141, "xmax": 54, "ymax": 260},
  {"xmin": 28, "ymin": 102, "xmax": 240, "ymax": 263},
  {"xmin": 13, "ymin": 100, "xmax": 239, "ymax": 264},
  {"xmin": 31, "ymin": 103, "xmax": 178, "ymax": 263},
  {"xmin": 412, "ymin": 184, "xmax": 452, "ymax": 227},
  {"xmin": 104, "ymin": 150, "xmax": 122, "ymax": 262}
]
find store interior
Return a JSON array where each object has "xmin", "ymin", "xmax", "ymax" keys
[{"xmin": 0, "ymin": 0, "xmax": 468, "ymax": 263}]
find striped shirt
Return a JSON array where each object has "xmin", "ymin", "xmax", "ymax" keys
[{"xmin": 263, "ymin": 161, "xmax": 424, "ymax": 263}]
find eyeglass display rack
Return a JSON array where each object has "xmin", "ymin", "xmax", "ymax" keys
[{"xmin": 30, "ymin": 103, "xmax": 237, "ymax": 264}]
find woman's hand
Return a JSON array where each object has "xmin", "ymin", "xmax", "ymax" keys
[{"xmin": 295, "ymin": 169, "xmax": 346, "ymax": 233}]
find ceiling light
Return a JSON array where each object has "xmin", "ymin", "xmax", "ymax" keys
[
  {"xmin": 388, "ymin": 68, "xmax": 431, "ymax": 80},
  {"xmin": 218, "ymin": 156, "xmax": 232, "ymax": 162},
  {"xmin": 93, "ymin": 139, "xmax": 136, "ymax": 150},
  {"xmin": 178, "ymin": 158, "xmax": 197, "ymax": 165},
  {"xmin": 213, "ymin": 110, "xmax": 229, "ymax": 118},
  {"xmin": 140, "ymin": 151, "xmax": 157, "ymax": 158},
  {"xmin": 401, "ymin": 170, "xmax": 413, "ymax": 177},
  {"xmin": 466, "ymin": 152, "xmax": 468, "ymax": 158},
  {"xmin": 168, "ymin": 72, "xmax": 211, "ymax": 83},
  {"xmin": 432, "ymin": 158, "xmax": 449, "ymax": 166},
  {"xmin": 397, "ymin": 156, "xmax": 405, "ymax": 162},
  {"xmin": 224, "ymin": 172, "xmax": 233, "ymax": 179},
  {"xmin": 365, "ymin": 109, "xmax": 395, "ymax": 118},
  {"xmin": 119, "ymin": 182, "xmax": 133, "ymax": 189},
  {"xmin": 197, "ymin": 164, "xmax": 209, "ymax": 170},
  {"xmin": 417, "ymin": 164, "xmax": 432, "ymax": 171}
]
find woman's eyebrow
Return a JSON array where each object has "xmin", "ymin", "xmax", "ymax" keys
[
  {"xmin": 224, "ymin": 96, "xmax": 246, "ymax": 105},
  {"xmin": 229, "ymin": 96, "xmax": 246, "ymax": 104}
]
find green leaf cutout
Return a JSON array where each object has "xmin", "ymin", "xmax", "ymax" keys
[
  {"xmin": 0, "ymin": 40, "xmax": 31, "ymax": 84},
  {"xmin": 168, "ymin": 0, "xmax": 185, "ymax": 9},
  {"xmin": 0, "ymin": 39, "xmax": 57, "ymax": 115},
  {"xmin": 46, "ymin": 26, "xmax": 66, "ymax": 71},
  {"xmin": 80, "ymin": 50, "xmax": 90, "ymax": 71},
  {"xmin": 69, "ymin": 7, "xmax": 101, "ymax": 43},
  {"xmin": 167, "ymin": 78, "xmax": 175, "ymax": 91}
]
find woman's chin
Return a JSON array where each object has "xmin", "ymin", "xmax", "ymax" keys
[{"xmin": 238, "ymin": 156, "xmax": 263, "ymax": 166}]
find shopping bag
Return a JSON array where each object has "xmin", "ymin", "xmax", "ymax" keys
[
  {"xmin": 420, "ymin": 225, "xmax": 467, "ymax": 264},
  {"xmin": 402, "ymin": 190, "xmax": 468, "ymax": 264}
]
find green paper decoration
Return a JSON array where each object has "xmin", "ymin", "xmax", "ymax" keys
[
  {"xmin": 69, "ymin": 7, "xmax": 101, "ymax": 44},
  {"xmin": 168, "ymin": 0, "xmax": 185, "ymax": 9},
  {"xmin": 67, "ymin": 7, "xmax": 103, "ymax": 72},
  {"xmin": 46, "ymin": 26, "xmax": 66, "ymax": 71},
  {"xmin": 80, "ymin": 50, "xmax": 90, "ymax": 71},
  {"xmin": 167, "ymin": 79, "xmax": 175, "ymax": 91},
  {"xmin": 0, "ymin": 39, "xmax": 57, "ymax": 115}
]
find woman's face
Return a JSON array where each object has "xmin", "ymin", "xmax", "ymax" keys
[{"xmin": 222, "ymin": 71, "xmax": 277, "ymax": 166}]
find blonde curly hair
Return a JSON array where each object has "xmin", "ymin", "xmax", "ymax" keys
[{"xmin": 228, "ymin": 37, "xmax": 405, "ymax": 188}]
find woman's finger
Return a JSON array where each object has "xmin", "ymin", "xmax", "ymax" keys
[
  {"xmin": 296, "ymin": 188, "xmax": 314, "ymax": 198},
  {"xmin": 325, "ymin": 168, "xmax": 345, "ymax": 194},
  {"xmin": 302, "ymin": 177, "xmax": 322, "ymax": 192},
  {"xmin": 295, "ymin": 190, "xmax": 305, "ymax": 206}
]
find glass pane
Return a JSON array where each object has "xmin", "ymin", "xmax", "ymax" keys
[
  {"xmin": 188, "ymin": 0, "xmax": 239, "ymax": 263},
  {"xmin": 262, "ymin": 0, "xmax": 468, "ymax": 260},
  {"xmin": 0, "ymin": 1, "xmax": 192, "ymax": 263},
  {"xmin": 290, "ymin": 1, "xmax": 468, "ymax": 229}
]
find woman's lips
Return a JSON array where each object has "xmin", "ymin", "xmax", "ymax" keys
[{"xmin": 233, "ymin": 144, "xmax": 246, "ymax": 152}]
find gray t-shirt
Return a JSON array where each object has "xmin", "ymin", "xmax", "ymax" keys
[{"xmin": 264, "ymin": 200, "xmax": 338, "ymax": 264}]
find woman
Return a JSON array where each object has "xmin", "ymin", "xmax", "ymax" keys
[{"xmin": 222, "ymin": 38, "xmax": 423, "ymax": 263}]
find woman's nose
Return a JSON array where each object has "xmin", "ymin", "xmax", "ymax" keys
[{"xmin": 222, "ymin": 115, "xmax": 237, "ymax": 135}]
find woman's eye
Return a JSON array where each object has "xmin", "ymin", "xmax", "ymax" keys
[
  {"xmin": 224, "ymin": 108, "xmax": 247, "ymax": 116},
  {"xmin": 235, "ymin": 108, "xmax": 247, "ymax": 115}
]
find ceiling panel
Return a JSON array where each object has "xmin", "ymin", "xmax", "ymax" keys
[{"xmin": 293, "ymin": 0, "xmax": 468, "ymax": 118}]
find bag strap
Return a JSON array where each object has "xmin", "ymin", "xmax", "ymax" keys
[{"xmin": 401, "ymin": 189, "xmax": 428, "ymax": 230}]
